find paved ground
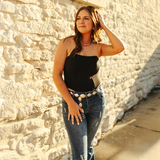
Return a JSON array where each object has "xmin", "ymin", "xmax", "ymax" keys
[{"xmin": 95, "ymin": 88, "xmax": 160, "ymax": 160}]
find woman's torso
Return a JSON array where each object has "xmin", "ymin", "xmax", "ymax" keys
[{"xmin": 63, "ymin": 37, "xmax": 102, "ymax": 92}]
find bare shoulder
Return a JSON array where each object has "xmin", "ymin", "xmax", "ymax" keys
[
  {"xmin": 63, "ymin": 36, "xmax": 76, "ymax": 56},
  {"xmin": 63, "ymin": 36, "xmax": 75, "ymax": 46}
]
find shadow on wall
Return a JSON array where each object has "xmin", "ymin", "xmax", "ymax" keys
[
  {"xmin": 95, "ymin": 44, "xmax": 160, "ymax": 159},
  {"xmin": 102, "ymin": 43, "xmax": 160, "ymax": 132}
]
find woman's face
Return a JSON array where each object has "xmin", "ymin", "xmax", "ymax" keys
[{"xmin": 76, "ymin": 9, "xmax": 93, "ymax": 34}]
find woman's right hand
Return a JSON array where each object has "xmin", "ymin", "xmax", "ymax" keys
[{"xmin": 68, "ymin": 101, "xmax": 84, "ymax": 125}]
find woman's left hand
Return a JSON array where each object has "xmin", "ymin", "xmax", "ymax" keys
[{"xmin": 96, "ymin": 13, "xmax": 107, "ymax": 30}]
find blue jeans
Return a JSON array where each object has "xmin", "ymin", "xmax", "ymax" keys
[{"xmin": 62, "ymin": 87, "xmax": 106, "ymax": 160}]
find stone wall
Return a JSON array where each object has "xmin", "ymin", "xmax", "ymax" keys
[{"xmin": 0, "ymin": 0, "xmax": 160, "ymax": 159}]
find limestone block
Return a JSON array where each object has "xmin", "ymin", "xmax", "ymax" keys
[
  {"xmin": 48, "ymin": 97, "xmax": 62, "ymax": 107},
  {"xmin": 42, "ymin": 8, "xmax": 61, "ymax": 19},
  {"xmin": 108, "ymin": 78, "xmax": 116, "ymax": 88},
  {"xmin": 15, "ymin": 73, "xmax": 32, "ymax": 83},
  {"xmin": 49, "ymin": 137, "xmax": 57, "ymax": 149},
  {"xmin": 23, "ymin": 50, "xmax": 42, "ymax": 61},
  {"xmin": 0, "ymin": 13, "xmax": 14, "ymax": 30},
  {"xmin": 44, "ymin": 108, "xmax": 59, "ymax": 128},
  {"xmin": 0, "ymin": 99, "xmax": 17, "ymax": 122},
  {"xmin": 47, "ymin": 145, "xmax": 68, "ymax": 160},
  {"xmin": 40, "ymin": 61, "xmax": 53, "ymax": 71},
  {"xmin": 58, "ymin": 32, "xmax": 66, "ymax": 40},
  {"xmin": 33, "ymin": 69, "xmax": 52, "ymax": 80},
  {"xmin": 125, "ymin": 99, "xmax": 136, "ymax": 110},
  {"xmin": 51, "ymin": 121, "xmax": 64, "ymax": 132},
  {"xmin": 0, "ymin": 46, "xmax": 5, "ymax": 65},
  {"xmin": 0, "ymin": 150, "xmax": 25, "ymax": 160},
  {"xmin": 142, "ymin": 84, "xmax": 150, "ymax": 98},
  {"xmin": 57, "ymin": 0, "xmax": 72, "ymax": 5},
  {"xmin": 0, "ymin": 30, "xmax": 15, "ymax": 44},
  {"xmin": 51, "ymin": 128, "xmax": 68, "ymax": 144},
  {"xmin": 115, "ymin": 4, "xmax": 122, "ymax": 13},
  {"xmin": 130, "ymin": 85, "xmax": 136, "ymax": 93},
  {"xmin": 39, "ymin": 0, "xmax": 55, "ymax": 9},
  {"xmin": 5, "ymin": 63, "xmax": 22, "ymax": 74},
  {"xmin": 51, "ymin": 19, "xmax": 67, "ymax": 32},
  {"xmin": 27, "ymin": 81, "xmax": 43, "ymax": 100},
  {"xmin": 136, "ymin": 89, "xmax": 143, "ymax": 99},
  {"xmin": 127, "ymin": 93, "xmax": 136, "ymax": 103},
  {"xmin": 121, "ymin": 88, "xmax": 130, "ymax": 98},
  {"xmin": 8, "ymin": 139, "xmax": 17, "ymax": 150},
  {"xmin": 0, "ymin": 80, "xmax": 35, "ymax": 122},
  {"xmin": 17, "ymin": 34, "xmax": 36, "ymax": 47},
  {"xmin": 39, "ymin": 37, "xmax": 58, "ymax": 50},
  {"xmin": 122, "ymin": 80, "xmax": 130, "ymax": 90},
  {"xmin": 28, "ymin": 35, "xmax": 41, "ymax": 42},
  {"xmin": 17, "ymin": 128, "xmax": 50, "ymax": 155},
  {"xmin": 15, "ymin": 21, "xmax": 57, "ymax": 35},
  {"xmin": 0, "ymin": 119, "xmax": 44, "ymax": 150},
  {"xmin": 17, "ymin": 98, "xmax": 49, "ymax": 120},
  {"xmin": 115, "ymin": 76, "xmax": 122, "ymax": 85},
  {"xmin": 114, "ymin": 84, "xmax": 122, "ymax": 98},
  {"xmin": 0, "ymin": 64, "xmax": 5, "ymax": 75},
  {"xmin": 102, "ymin": 108, "xmax": 124, "ymax": 132},
  {"xmin": 73, "ymin": 0, "xmax": 106, "ymax": 8},
  {"xmin": 41, "ymin": 50, "xmax": 53, "ymax": 61},
  {"xmin": 17, "ymin": 0, "xmax": 37, "ymax": 3},
  {"xmin": 0, "ymin": 1, "xmax": 15, "ymax": 13},
  {"xmin": 5, "ymin": 62, "xmax": 33, "ymax": 74},
  {"xmin": 0, "ymin": 45, "xmax": 3, "ymax": 55},
  {"xmin": 43, "ymin": 80, "xmax": 58, "ymax": 93},
  {"xmin": 28, "ymin": 61, "xmax": 41, "ymax": 69},
  {"xmin": 21, "ymin": 63, "xmax": 34, "ymax": 73},
  {"xmin": 15, "ymin": 4, "xmax": 41, "ymax": 20},
  {"xmin": 4, "ymin": 46, "xmax": 23, "ymax": 63},
  {"xmin": 61, "ymin": 5, "xmax": 76, "ymax": 21},
  {"xmin": 23, "ymin": 49, "xmax": 52, "ymax": 62},
  {"xmin": 128, "ymin": 78, "xmax": 135, "ymax": 87}
]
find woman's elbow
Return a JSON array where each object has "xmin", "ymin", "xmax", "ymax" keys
[
  {"xmin": 53, "ymin": 71, "xmax": 62, "ymax": 82},
  {"xmin": 118, "ymin": 44, "xmax": 125, "ymax": 53}
]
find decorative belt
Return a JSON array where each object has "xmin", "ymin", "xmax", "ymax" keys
[{"xmin": 68, "ymin": 85, "xmax": 102, "ymax": 108}]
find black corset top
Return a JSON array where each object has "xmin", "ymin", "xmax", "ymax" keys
[{"xmin": 63, "ymin": 54, "xmax": 100, "ymax": 92}]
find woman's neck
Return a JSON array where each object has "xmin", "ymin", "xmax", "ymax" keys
[{"xmin": 81, "ymin": 33, "xmax": 92, "ymax": 43}]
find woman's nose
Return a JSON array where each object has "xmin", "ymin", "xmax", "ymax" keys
[{"xmin": 80, "ymin": 18, "xmax": 84, "ymax": 23}]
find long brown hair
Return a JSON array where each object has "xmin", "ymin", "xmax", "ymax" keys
[{"xmin": 66, "ymin": 6, "xmax": 102, "ymax": 57}]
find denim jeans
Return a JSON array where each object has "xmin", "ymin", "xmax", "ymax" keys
[{"xmin": 62, "ymin": 87, "xmax": 106, "ymax": 160}]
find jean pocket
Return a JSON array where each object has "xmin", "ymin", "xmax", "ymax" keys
[{"xmin": 97, "ymin": 90, "xmax": 105, "ymax": 100}]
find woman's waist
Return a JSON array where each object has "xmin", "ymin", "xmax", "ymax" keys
[
  {"xmin": 68, "ymin": 84, "xmax": 103, "ymax": 99},
  {"xmin": 65, "ymin": 74, "xmax": 100, "ymax": 92}
]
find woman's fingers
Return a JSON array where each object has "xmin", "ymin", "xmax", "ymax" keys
[
  {"xmin": 68, "ymin": 105, "xmax": 84, "ymax": 125},
  {"xmin": 69, "ymin": 111, "xmax": 83, "ymax": 125},
  {"xmin": 75, "ymin": 115, "xmax": 79, "ymax": 125},
  {"xmin": 71, "ymin": 115, "xmax": 74, "ymax": 124},
  {"xmin": 78, "ymin": 111, "xmax": 82, "ymax": 122},
  {"xmin": 79, "ymin": 108, "xmax": 84, "ymax": 113},
  {"xmin": 68, "ymin": 113, "xmax": 71, "ymax": 120}
]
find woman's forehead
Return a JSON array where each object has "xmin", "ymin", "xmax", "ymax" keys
[{"xmin": 77, "ymin": 9, "xmax": 91, "ymax": 17}]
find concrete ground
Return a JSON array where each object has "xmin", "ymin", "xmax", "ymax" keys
[{"xmin": 95, "ymin": 89, "xmax": 160, "ymax": 160}]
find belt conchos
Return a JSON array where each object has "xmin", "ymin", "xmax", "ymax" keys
[{"xmin": 69, "ymin": 86, "xmax": 102, "ymax": 108}]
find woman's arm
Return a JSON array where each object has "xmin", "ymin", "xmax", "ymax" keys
[
  {"xmin": 53, "ymin": 38, "xmax": 83, "ymax": 125},
  {"xmin": 97, "ymin": 14, "xmax": 125, "ymax": 57}
]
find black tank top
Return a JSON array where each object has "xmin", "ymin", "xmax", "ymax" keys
[{"xmin": 64, "ymin": 54, "xmax": 100, "ymax": 92}]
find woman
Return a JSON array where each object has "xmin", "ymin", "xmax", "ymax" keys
[{"xmin": 53, "ymin": 6, "xmax": 125, "ymax": 160}]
